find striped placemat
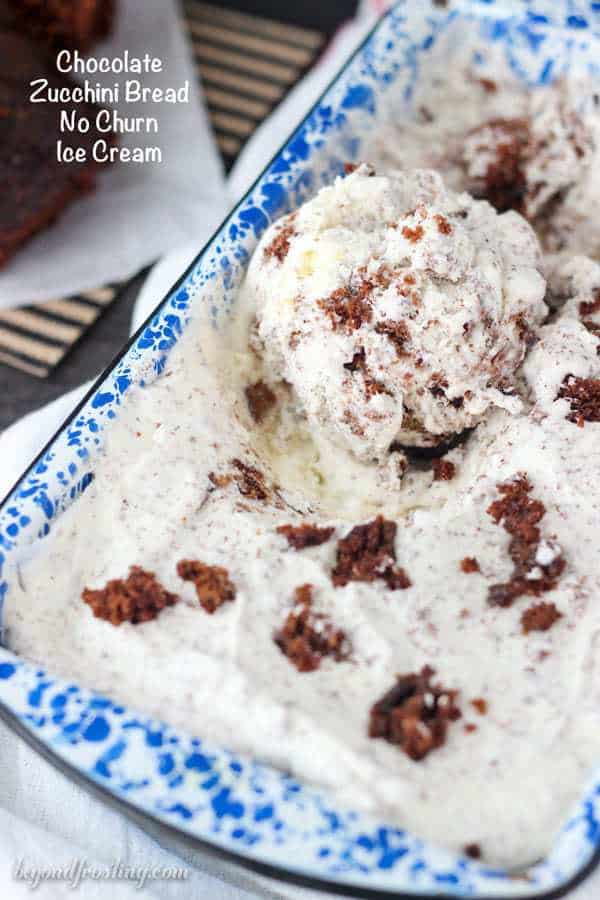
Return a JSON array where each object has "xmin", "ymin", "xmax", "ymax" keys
[
  {"xmin": 185, "ymin": 0, "xmax": 324, "ymax": 166},
  {"xmin": 0, "ymin": 2, "xmax": 326, "ymax": 379}
]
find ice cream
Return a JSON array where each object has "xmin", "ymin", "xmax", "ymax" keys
[
  {"xmin": 373, "ymin": 64, "xmax": 600, "ymax": 261},
  {"xmin": 246, "ymin": 166, "xmax": 547, "ymax": 458}
]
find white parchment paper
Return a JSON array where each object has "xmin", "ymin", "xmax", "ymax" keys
[{"xmin": 0, "ymin": 0, "xmax": 227, "ymax": 309}]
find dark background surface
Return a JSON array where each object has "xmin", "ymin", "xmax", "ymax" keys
[
  {"xmin": 0, "ymin": 0, "xmax": 360, "ymax": 433},
  {"xmin": 0, "ymin": 277, "xmax": 142, "ymax": 431}
]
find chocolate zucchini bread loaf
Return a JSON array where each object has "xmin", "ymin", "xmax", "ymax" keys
[{"xmin": 0, "ymin": 1, "xmax": 116, "ymax": 267}]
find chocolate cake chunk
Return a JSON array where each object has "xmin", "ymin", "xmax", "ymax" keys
[
  {"xmin": 0, "ymin": 10, "xmax": 116, "ymax": 267},
  {"xmin": 82, "ymin": 566, "xmax": 178, "ymax": 625},
  {"xmin": 369, "ymin": 665, "xmax": 461, "ymax": 760},
  {"xmin": 5, "ymin": 0, "xmax": 114, "ymax": 52}
]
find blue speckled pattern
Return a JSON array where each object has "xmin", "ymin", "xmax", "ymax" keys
[{"xmin": 1, "ymin": 2, "xmax": 600, "ymax": 896}]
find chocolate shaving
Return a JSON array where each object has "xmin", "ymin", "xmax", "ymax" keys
[
  {"xmin": 369, "ymin": 665, "xmax": 461, "ymax": 760},
  {"xmin": 176, "ymin": 559, "xmax": 236, "ymax": 614},
  {"xmin": 471, "ymin": 697, "xmax": 487, "ymax": 715},
  {"xmin": 556, "ymin": 374, "xmax": 600, "ymax": 426},
  {"xmin": 521, "ymin": 601, "xmax": 562, "ymax": 634},
  {"xmin": 82, "ymin": 566, "xmax": 178, "ymax": 625},
  {"xmin": 464, "ymin": 843, "xmax": 482, "ymax": 860},
  {"xmin": 277, "ymin": 523, "xmax": 334, "ymax": 550},
  {"xmin": 245, "ymin": 380, "xmax": 277, "ymax": 424},
  {"xmin": 274, "ymin": 584, "xmax": 348, "ymax": 672},
  {"xmin": 461, "ymin": 557, "xmax": 480, "ymax": 574},
  {"xmin": 486, "ymin": 475, "xmax": 566, "ymax": 610},
  {"xmin": 332, "ymin": 515, "xmax": 411, "ymax": 590}
]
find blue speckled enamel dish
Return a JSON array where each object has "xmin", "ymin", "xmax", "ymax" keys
[{"xmin": 2, "ymin": 2, "xmax": 600, "ymax": 896}]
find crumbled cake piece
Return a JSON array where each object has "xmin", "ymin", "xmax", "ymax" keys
[
  {"xmin": 332, "ymin": 516, "xmax": 411, "ymax": 590},
  {"xmin": 176, "ymin": 559, "xmax": 236, "ymax": 613},
  {"xmin": 369, "ymin": 665, "xmax": 461, "ymax": 760},
  {"xmin": 277, "ymin": 523, "xmax": 335, "ymax": 550},
  {"xmin": 556, "ymin": 374, "xmax": 600, "ymax": 425},
  {"xmin": 245, "ymin": 380, "xmax": 277, "ymax": 423},
  {"xmin": 401, "ymin": 224, "xmax": 425, "ymax": 243},
  {"xmin": 374, "ymin": 319, "xmax": 411, "ymax": 356},
  {"xmin": 274, "ymin": 584, "xmax": 348, "ymax": 672},
  {"xmin": 461, "ymin": 557, "xmax": 480, "ymax": 574},
  {"xmin": 521, "ymin": 601, "xmax": 562, "ymax": 634},
  {"xmin": 463, "ymin": 118, "xmax": 530, "ymax": 214},
  {"xmin": 263, "ymin": 217, "xmax": 296, "ymax": 263},
  {"xmin": 487, "ymin": 475, "xmax": 566, "ymax": 608},
  {"xmin": 317, "ymin": 280, "xmax": 374, "ymax": 333},
  {"xmin": 208, "ymin": 471, "xmax": 233, "ymax": 489},
  {"xmin": 464, "ymin": 843, "xmax": 482, "ymax": 860},
  {"xmin": 432, "ymin": 458, "xmax": 456, "ymax": 481},
  {"xmin": 82, "ymin": 566, "xmax": 178, "ymax": 625},
  {"xmin": 579, "ymin": 290, "xmax": 600, "ymax": 319},
  {"xmin": 434, "ymin": 213, "xmax": 453, "ymax": 235}
]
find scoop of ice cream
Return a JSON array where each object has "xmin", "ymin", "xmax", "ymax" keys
[{"xmin": 243, "ymin": 166, "xmax": 547, "ymax": 461}]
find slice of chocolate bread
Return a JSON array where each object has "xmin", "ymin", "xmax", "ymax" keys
[
  {"xmin": 0, "ymin": 15, "xmax": 116, "ymax": 267},
  {"xmin": 5, "ymin": 0, "xmax": 114, "ymax": 52}
]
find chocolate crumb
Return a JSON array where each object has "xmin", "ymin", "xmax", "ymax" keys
[
  {"xmin": 434, "ymin": 214, "xmax": 452, "ymax": 235},
  {"xmin": 231, "ymin": 458, "xmax": 270, "ymax": 501},
  {"xmin": 464, "ymin": 723, "xmax": 478, "ymax": 733},
  {"xmin": 471, "ymin": 697, "xmax": 488, "ymax": 715},
  {"xmin": 277, "ymin": 523, "xmax": 335, "ymax": 550},
  {"xmin": 461, "ymin": 557, "xmax": 480, "ymax": 574},
  {"xmin": 332, "ymin": 516, "xmax": 411, "ymax": 590},
  {"xmin": 245, "ymin": 381, "xmax": 277, "ymax": 424},
  {"xmin": 401, "ymin": 224, "xmax": 424, "ymax": 243},
  {"xmin": 208, "ymin": 471, "xmax": 233, "ymax": 489},
  {"xmin": 432, "ymin": 458, "xmax": 456, "ymax": 481},
  {"xmin": 318, "ymin": 284, "xmax": 373, "ymax": 333},
  {"xmin": 176, "ymin": 559, "xmax": 236, "ymax": 614},
  {"xmin": 82, "ymin": 566, "xmax": 178, "ymax": 625},
  {"xmin": 274, "ymin": 584, "xmax": 348, "ymax": 672},
  {"xmin": 264, "ymin": 218, "xmax": 296, "ymax": 263},
  {"xmin": 375, "ymin": 318, "xmax": 411, "ymax": 357},
  {"xmin": 465, "ymin": 843, "xmax": 482, "ymax": 860},
  {"xmin": 369, "ymin": 666, "xmax": 461, "ymax": 760},
  {"xmin": 487, "ymin": 475, "xmax": 566, "ymax": 608},
  {"xmin": 479, "ymin": 78, "xmax": 497, "ymax": 94},
  {"xmin": 521, "ymin": 601, "xmax": 562, "ymax": 634},
  {"xmin": 556, "ymin": 374, "xmax": 600, "ymax": 425},
  {"xmin": 343, "ymin": 162, "xmax": 358, "ymax": 174},
  {"xmin": 466, "ymin": 118, "xmax": 530, "ymax": 214},
  {"xmin": 579, "ymin": 289, "xmax": 600, "ymax": 318}
]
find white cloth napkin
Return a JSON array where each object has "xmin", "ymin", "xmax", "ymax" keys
[
  {"xmin": 1, "ymin": 5, "xmax": 598, "ymax": 898},
  {"xmin": 0, "ymin": 0, "xmax": 227, "ymax": 309}
]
